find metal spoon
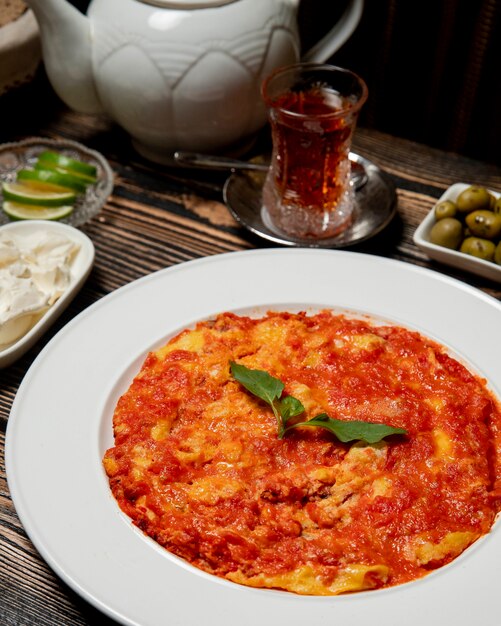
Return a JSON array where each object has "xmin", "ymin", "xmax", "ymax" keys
[{"xmin": 173, "ymin": 151, "xmax": 368, "ymax": 191}]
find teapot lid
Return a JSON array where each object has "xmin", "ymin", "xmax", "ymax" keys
[{"xmin": 138, "ymin": 0, "xmax": 239, "ymax": 8}]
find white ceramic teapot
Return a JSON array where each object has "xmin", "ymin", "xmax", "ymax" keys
[{"xmin": 27, "ymin": 0, "xmax": 363, "ymax": 162}]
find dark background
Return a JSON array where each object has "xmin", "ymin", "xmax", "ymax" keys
[
  {"xmin": 8, "ymin": 0, "xmax": 501, "ymax": 165},
  {"xmin": 303, "ymin": 0, "xmax": 501, "ymax": 165}
]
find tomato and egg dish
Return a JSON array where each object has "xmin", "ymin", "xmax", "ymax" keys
[{"xmin": 103, "ymin": 311, "xmax": 501, "ymax": 595}]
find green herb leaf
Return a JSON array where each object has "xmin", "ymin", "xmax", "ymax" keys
[
  {"xmin": 230, "ymin": 361, "xmax": 287, "ymax": 430},
  {"xmin": 229, "ymin": 362, "xmax": 407, "ymax": 445},
  {"xmin": 279, "ymin": 396, "xmax": 305, "ymax": 423},
  {"xmin": 284, "ymin": 413, "xmax": 407, "ymax": 443},
  {"xmin": 230, "ymin": 361, "xmax": 284, "ymax": 404}
]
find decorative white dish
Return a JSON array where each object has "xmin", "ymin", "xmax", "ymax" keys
[
  {"xmin": 5, "ymin": 248, "xmax": 501, "ymax": 626},
  {"xmin": 0, "ymin": 137, "xmax": 114, "ymax": 227},
  {"xmin": 0, "ymin": 220, "xmax": 94, "ymax": 368},
  {"xmin": 413, "ymin": 182, "xmax": 501, "ymax": 282}
]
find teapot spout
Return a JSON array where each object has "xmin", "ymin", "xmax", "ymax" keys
[{"xmin": 25, "ymin": 0, "xmax": 103, "ymax": 114}]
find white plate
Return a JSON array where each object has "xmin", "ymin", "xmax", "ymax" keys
[
  {"xmin": 0, "ymin": 220, "xmax": 94, "ymax": 367},
  {"xmin": 413, "ymin": 182, "xmax": 501, "ymax": 282},
  {"xmin": 5, "ymin": 249, "xmax": 501, "ymax": 626}
]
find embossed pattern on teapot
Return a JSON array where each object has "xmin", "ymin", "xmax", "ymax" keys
[{"xmin": 26, "ymin": 0, "xmax": 363, "ymax": 161}]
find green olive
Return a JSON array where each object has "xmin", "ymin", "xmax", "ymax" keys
[
  {"xmin": 488, "ymin": 192, "xmax": 497, "ymax": 209},
  {"xmin": 429, "ymin": 217, "xmax": 463, "ymax": 249},
  {"xmin": 460, "ymin": 237, "xmax": 495, "ymax": 261},
  {"xmin": 456, "ymin": 186, "xmax": 491, "ymax": 213},
  {"xmin": 465, "ymin": 210, "xmax": 501, "ymax": 240},
  {"xmin": 495, "ymin": 241, "xmax": 501, "ymax": 265},
  {"xmin": 434, "ymin": 200, "xmax": 457, "ymax": 220},
  {"xmin": 494, "ymin": 197, "xmax": 501, "ymax": 215}
]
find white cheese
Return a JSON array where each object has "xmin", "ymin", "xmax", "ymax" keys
[{"xmin": 0, "ymin": 230, "xmax": 80, "ymax": 348}]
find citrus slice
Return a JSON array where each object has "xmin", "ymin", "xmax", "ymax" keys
[
  {"xmin": 36, "ymin": 150, "xmax": 97, "ymax": 178},
  {"xmin": 2, "ymin": 181, "xmax": 77, "ymax": 206},
  {"xmin": 17, "ymin": 168, "xmax": 88, "ymax": 193},
  {"xmin": 34, "ymin": 160, "xmax": 98, "ymax": 185},
  {"xmin": 2, "ymin": 201, "xmax": 74, "ymax": 221}
]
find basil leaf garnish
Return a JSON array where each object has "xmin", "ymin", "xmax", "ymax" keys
[
  {"xmin": 229, "ymin": 362, "xmax": 407, "ymax": 444},
  {"xmin": 283, "ymin": 413, "xmax": 408, "ymax": 444},
  {"xmin": 230, "ymin": 361, "xmax": 284, "ymax": 404},
  {"xmin": 279, "ymin": 396, "xmax": 305, "ymax": 423},
  {"xmin": 230, "ymin": 361, "xmax": 284, "ymax": 430}
]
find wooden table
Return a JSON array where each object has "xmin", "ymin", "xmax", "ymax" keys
[{"xmin": 1, "ymin": 80, "xmax": 500, "ymax": 625}]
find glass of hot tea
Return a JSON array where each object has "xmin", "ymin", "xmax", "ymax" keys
[{"xmin": 261, "ymin": 63, "xmax": 368, "ymax": 239}]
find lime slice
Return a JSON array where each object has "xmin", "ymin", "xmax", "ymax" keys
[
  {"xmin": 36, "ymin": 150, "xmax": 97, "ymax": 177},
  {"xmin": 2, "ymin": 201, "xmax": 74, "ymax": 221},
  {"xmin": 2, "ymin": 181, "xmax": 77, "ymax": 207},
  {"xmin": 17, "ymin": 168, "xmax": 88, "ymax": 194},
  {"xmin": 34, "ymin": 160, "xmax": 98, "ymax": 185}
]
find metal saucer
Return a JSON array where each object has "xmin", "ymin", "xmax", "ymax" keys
[{"xmin": 223, "ymin": 153, "xmax": 397, "ymax": 248}]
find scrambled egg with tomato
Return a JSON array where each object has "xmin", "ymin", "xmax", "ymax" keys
[{"xmin": 103, "ymin": 311, "xmax": 501, "ymax": 595}]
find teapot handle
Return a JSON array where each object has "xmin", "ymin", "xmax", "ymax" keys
[{"xmin": 301, "ymin": 0, "xmax": 364, "ymax": 63}]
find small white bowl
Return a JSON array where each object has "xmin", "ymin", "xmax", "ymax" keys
[
  {"xmin": 413, "ymin": 182, "xmax": 501, "ymax": 283},
  {"xmin": 0, "ymin": 220, "xmax": 94, "ymax": 368}
]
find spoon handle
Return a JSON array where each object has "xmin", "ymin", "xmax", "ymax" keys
[
  {"xmin": 174, "ymin": 151, "xmax": 368, "ymax": 191},
  {"xmin": 174, "ymin": 151, "xmax": 269, "ymax": 171}
]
